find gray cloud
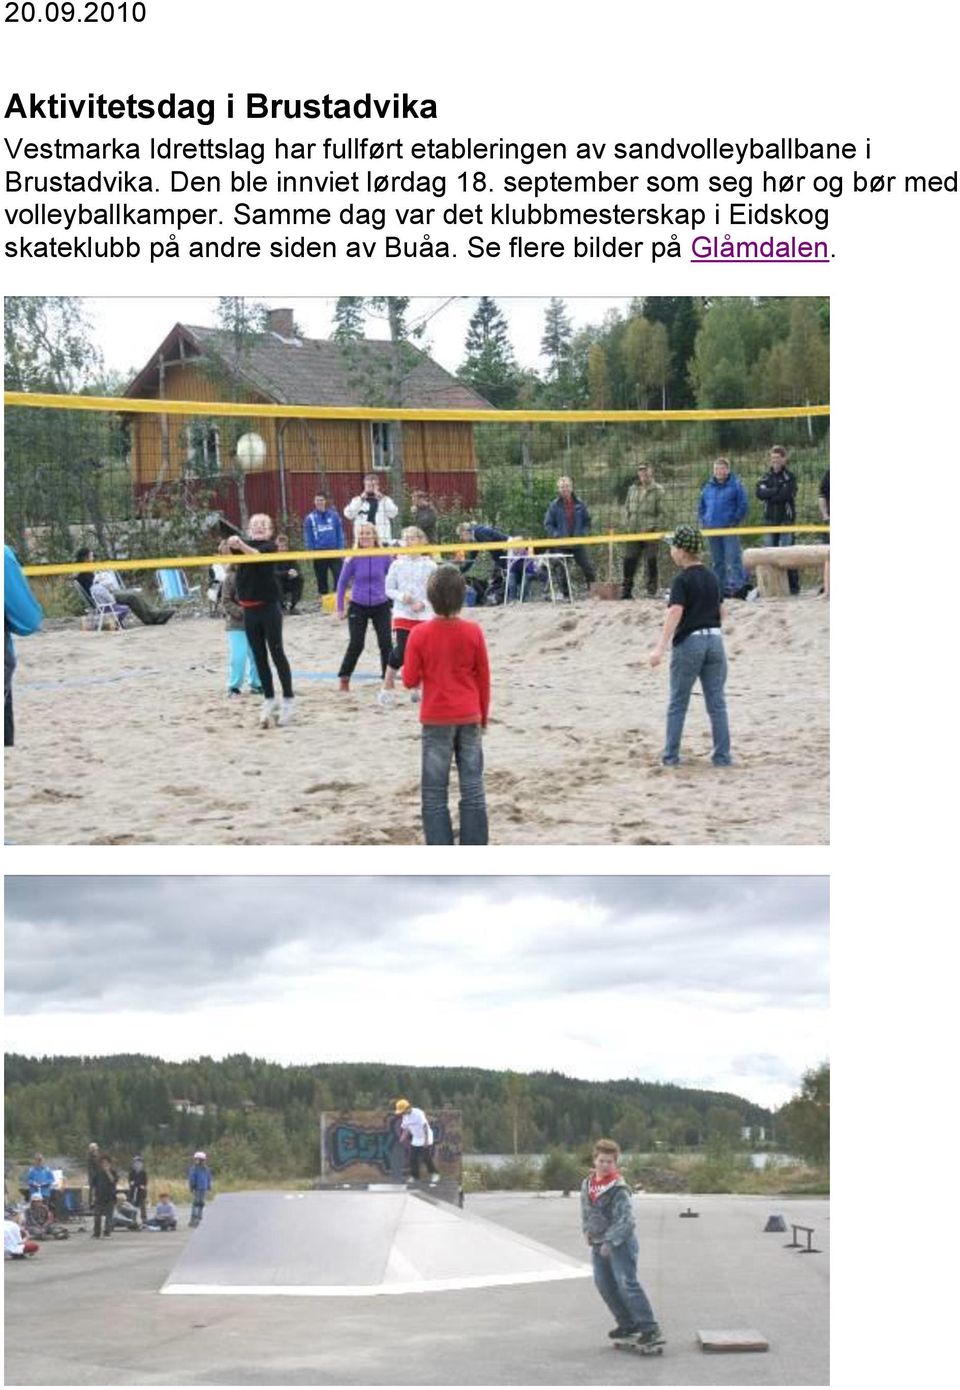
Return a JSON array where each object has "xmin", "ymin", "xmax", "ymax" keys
[{"xmin": 5, "ymin": 876, "xmax": 827, "ymax": 1020}]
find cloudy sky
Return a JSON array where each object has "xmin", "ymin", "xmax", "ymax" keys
[
  {"xmin": 4, "ymin": 876, "xmax": 827, "ymax": 1108},
  {"xmin": 80, "ymin": 296, "xmax": 632, "ymax": 383}
]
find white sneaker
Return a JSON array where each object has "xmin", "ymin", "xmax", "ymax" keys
[
  {"xmin": 278, "ymin": 697, "xmax": 296, "ymax": 727},
  {"xmin": 378, "ymin": 688, "xmax": 397, "ymax": 709},
  {"xmin": 258, "ymin": 698, "xmax": 278, "ymax": 729},
  {"xmin": 429, "ymin": 1173, "xmax": 440, "ymax": 1185}
]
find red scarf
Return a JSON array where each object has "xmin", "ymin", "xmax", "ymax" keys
[{"xmin": 588, "ymin": 1169, "xmax": 621, "ymax": 1203}]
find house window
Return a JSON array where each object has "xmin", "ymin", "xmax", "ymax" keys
[
  {"xmin": 370, "ymin": 422, "xmax": 393, "ymax": 471},
  {"xmin": 186, "ymin": 424, "xmax": 221, "ymax": 475}
]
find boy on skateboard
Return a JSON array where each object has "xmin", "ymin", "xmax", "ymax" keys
[{"xmin": 581, "ymin": 1138, "xmax": 664, "ymax": 1350}]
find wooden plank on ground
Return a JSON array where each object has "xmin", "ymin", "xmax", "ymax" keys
[{"xmin": 698, "ymin": 1329, "xmax": 770, "ymax": 1353}]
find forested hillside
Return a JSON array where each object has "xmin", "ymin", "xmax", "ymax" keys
[{"xmin": 5, "ymin": 1054, "xmax": 773, "ymax": 1171}]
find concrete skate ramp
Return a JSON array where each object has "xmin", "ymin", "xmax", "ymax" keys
[{"xmin": 162, "ymin": 1189, "xmax": 591, "ymax": 1297}]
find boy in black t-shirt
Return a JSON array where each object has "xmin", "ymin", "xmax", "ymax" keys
[{"xmin": 649, "ymin": 525, "xmax": 731, "ymax": 766}]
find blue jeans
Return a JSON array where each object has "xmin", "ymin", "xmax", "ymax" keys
[
  {"xmin": 708, "ymin": 534, "xmax": 744, "ymax": 595},
  {"xmin": 591, "ymin": 1236, "xmax": 657, "ymax": 1332},
  {"xmin": 421, "ymin": 724, "xmax": 488, "ymax": 845},
  {"xmin": 764, "ymin": 531, "xmax": 800, "ymax": 594},
  {"xmin": 190, "ymin": 1194, "xmax": 206, "ymax": 1224},
  {"xmin": 226, "ymin": 630, "xmax": 261, "ymax": 691},
  {"xmin": 663, "ymin": 633, "xmax": 731, "ymax": 765}
]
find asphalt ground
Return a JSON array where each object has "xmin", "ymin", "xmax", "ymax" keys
[{"xmin": 4, "ymin": 1192, "xmax": 829, "ymax": 1385}]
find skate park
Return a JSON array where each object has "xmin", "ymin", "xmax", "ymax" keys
[{"xmin": 4, "ymin": 1188, "xmax": 828, "ymax": 1385}]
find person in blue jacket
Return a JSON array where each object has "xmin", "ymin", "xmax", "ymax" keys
[
  {"xmin": 187, "ymin": 1151, "xmax": 213, "ymax": 1227},
  {"xmin": 544, "ymin": 475, "xmax": 596, "ymax": 593},
  {"xmin": 697, "ymin": 458, "xmax": 749, "ymax": 598},
  {"xmin": 4, "ymin": 545, "xmax": 44, "ymax": 748},
  {"xmin": 303, "ymin": 492, "xmax": 345, "ymax": 598}
]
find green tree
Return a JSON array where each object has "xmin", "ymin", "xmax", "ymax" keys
[
  {"xmin": 458, "ymin": 297, "xmax": 518, "ymax": 407},
  {"xmin": 620, "ymin": 316, "xmax": 672, "ymax": 408},
  {"xmin": 503, "ymin": 1071, "xmax": 533, "ymax": 1156},
  {"xmin": 332, "ymin": 297, "xmax": 365, "ymax": 343},
  {"xmin": 4, "ymin": 296, "xmax": 103, "ymax": 393},
  {"xmin": 586, "ymin": 343, "xmax": 611, "ymax": 409},
  {"xmin": 540, "ymin": 297, "xmax": 577, "ymax": 405},
  {"xmin": 777, "ymin": 1062, "xmax": 829, "ymax": 1165}
]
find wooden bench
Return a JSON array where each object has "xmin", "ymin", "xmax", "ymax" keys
[{"xmin": 742, "ymin": 544, "xmax": 830, "ymax": 597}]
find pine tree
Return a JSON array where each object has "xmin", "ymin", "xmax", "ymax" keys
[
  {"xmin": 458, "ymin": 297, "xmax": 519, "ymax": 407},
  {"xmin": 332, "ymin": 297, "xmax": 365, "ymax": 342}
]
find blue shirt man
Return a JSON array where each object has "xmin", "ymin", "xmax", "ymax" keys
[
  {"xmin": 303, "ymin": 493, "xmax": 345, "ymax": 597},
  {"xmin": 697, "ymin": 459, "xmax": 749, "ymax": 597}
]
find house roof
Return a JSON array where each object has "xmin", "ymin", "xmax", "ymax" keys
[{"xmin": 125, "ymin": 323, "xmax": 494, "ymax": 412}]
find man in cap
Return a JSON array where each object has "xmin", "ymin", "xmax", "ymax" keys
[
  {"xmin": 393, "ymin": 1099, "xmax": 440, "ymax": 1184},
  {"xmin": 621, "ymin": 461, "xmax": 666, "ymax": 599},
  {"xmin": 649, "ymin": 525, "xmax": 732, "ymax": 768}
]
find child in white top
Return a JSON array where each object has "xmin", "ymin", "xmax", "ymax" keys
[{"xmin": 380, "ymin": 527, "xmax": 436, "ymax": 707}]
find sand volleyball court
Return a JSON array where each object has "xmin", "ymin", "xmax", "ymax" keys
[{"xmin": 4, "ymin": 598, "xmax": 827, "ymax": 845}]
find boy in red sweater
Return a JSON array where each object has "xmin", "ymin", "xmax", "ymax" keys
[{"xmin": 402, "ymin": 566, "xmax": 490, "ymax": 845}]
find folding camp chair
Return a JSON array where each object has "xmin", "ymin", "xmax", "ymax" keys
[
  {"xmin": 72, "ymin": 580, "xmax": 128, "ymax": 632},
  {"xmin": 155, "ymin": 568, "xmax": 201, "ymax": 606}
]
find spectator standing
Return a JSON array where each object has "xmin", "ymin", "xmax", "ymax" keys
[
  {"xmin": 621, "ymin": 462, "xmax": 667, "ymax": 599},
  {"xmin": 23, "ymin": 1154, "xmax": 55, "ymax": 1204},
  {"xmin": 544, "ymin": 476, "xmax": 596, "ymax": 591},
  {"xmin": 818, "ymin": 469, "xmax": 830, "ymax": 527},
  {"xmin": 4, "ymin": 545, "xmax": 43, "ymax": 748},
  {"xmin": 128, "ymin": 1156, "xmax": 149, "ymax": 1225},
  {"xmin": 303, "ymin": 493, "xmax": 345, "ymax": 597},
  {"xmin": 188, "ymin": 1152, "xmax": 213, "ymax": 1227},
  {"xmin": 756, "ymin": 445, "xmax": 799, "ymax": 595},
  {"xmin": 344, "ymin": 474, "xmax": 399, "ymax": 545},
  {"xmin": 410, "ymin": 490, "xmax": 439, "ymax": 543},
  {"xmin": 91, "ymin": 1155, "xmax": 118, "ymax": 1239},
  {"xmin": 275, "ymin": 535, "xmax": 304, "ymax": 613},
  {"xmin": 697, "ymin": 458, "xmax": 749, "ymax": 598},
  {"xmin": 86, "ymin": 1143, "xmax": 101, "ymax": 1211}
]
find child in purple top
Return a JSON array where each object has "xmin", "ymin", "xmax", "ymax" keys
[{"xmin": 336, "ymin": 522, "xmax": 394, "ymax": 691}]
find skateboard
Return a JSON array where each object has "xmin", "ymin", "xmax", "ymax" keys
[{"xmin": 611, "ymin": 1334, "xmax": 665, "ymax": 1356}]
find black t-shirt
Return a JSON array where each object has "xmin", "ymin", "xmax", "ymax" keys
[
  {"xmin": 236, "ymin": 538, "xmax": 281, "ymax": 604},
  {"xmin": 668, "ymin": 564, "xmax": 722, "ymax": 646}
]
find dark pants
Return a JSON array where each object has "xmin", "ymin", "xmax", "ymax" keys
[
  {"xmin": 115, "ymin": 590, "xmax": 172, "ymax": 625},
  {"xmin": 556, "ymin": 545, "xmax": 596, "ymax": 592},
  {"xmin": 190, "ymin": 1194, "xmax": 206, "ymax": 1225},
  {"xmin": 130, "ymin": 1187, "xmax": 147, "ymax": 1223},
  {"xmin": 313, "ymin": 557, "xmax": 342, "ymax": 595},
  {"xmin": 5, "ymin": 633, "xmax": 15, "ymax": 747},
  {"xmin": 387, "ymin": 626, "xmax": 412, "ymax": 672},
  {"xmin": 622, "ymin": 541, "xmax": 659, "ymax": 597},
  {"xmin": 93, "ymin": 1201, "xmax": 114, "ymax": 1237},
  {"xmin": 243, "ymin": 601, "xmax": 293, "ymax": 700},
  {"xmin": 421, "ymin": 723, "xmax": 489, "ymax": 845},
  {"xmin": 339, "ymin": 601, "xmax": 393, "ymax": 678},
  {"xmin": 279, "ymin": 574, "xmax": 304, "ymax": 610},
  {"xmin": 410, "ymin": 1146, "xmax": 438, "ymax": 1180}
]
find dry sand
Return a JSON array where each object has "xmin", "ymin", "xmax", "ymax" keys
[{"xmin": 4, "ymin": 597, "xmax": 828, "ymax": 845}]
